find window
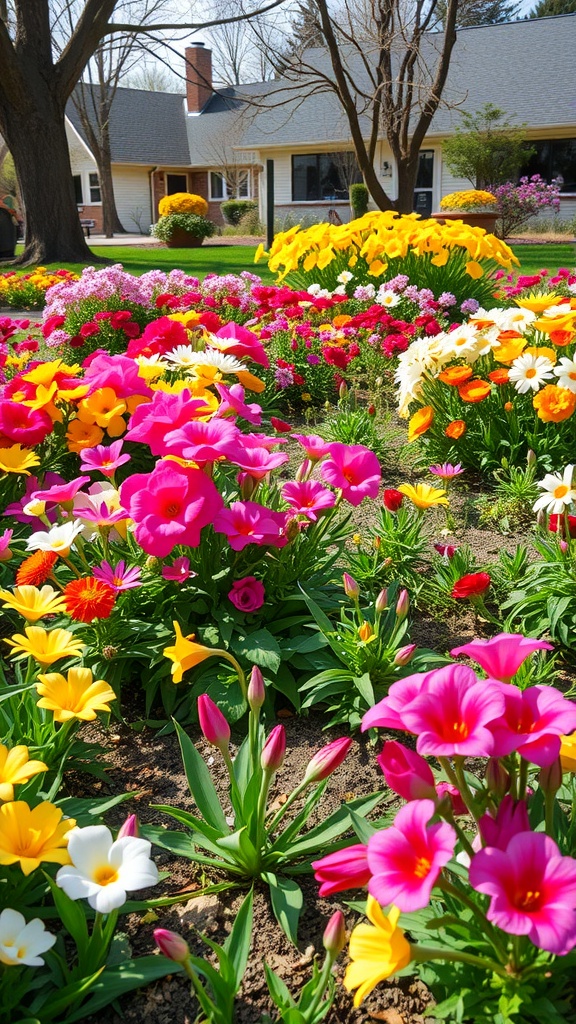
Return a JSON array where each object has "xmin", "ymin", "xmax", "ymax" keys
[
  {"xmin": 73, "ymin": 175, "xmax": 83, "ymax": 205},
  {"xmin": 520, "ymin": 139, "xmax": 576, "ymax": 193},
  {"xmin": 413, "ymin": 150, "xmax": 434, "ymax": 217},
  {"xmin": 209, "ymin": 170, "xmax": 251, "ymax": 200},
  {"xmin": 291, "ymin": 153, "xmax": 361, "ymax": 202},
  {"xmin": 166, "ymin": 173, "xmax": 188, "ymax": 194},
  {"xmin": 89, "ymin": 172, "xmax": 101, "ymax": 203}
]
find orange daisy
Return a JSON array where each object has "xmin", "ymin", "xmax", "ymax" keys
[
  {"xmin": 488, "ymin": 368, "xmax": 510, "ymax": 385},
  {"xmin": 63, "ymin": 578, "xmax": 116, "ymax": 623},
  {"xmin": 438, "ymin": 366, "xmax": 473, "ymax": 386},
  {"xmin": 408, "ymin": 406, "xmax": 434, "ymax": 442},
  {"xmin": 445, "ymin": 420, "xmax": 466, "ymax": 439},
  {"xmin": 16, "ymin": 550, "xmax": 58, "ymax": 587},
  {"xmin": 533, "ymin": 385, "xmax": 576, "ymax": 423}
]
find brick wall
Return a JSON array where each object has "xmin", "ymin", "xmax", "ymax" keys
[{"xmin": 77, "ymin": 205, "xmax": 103, "ymax": 233}]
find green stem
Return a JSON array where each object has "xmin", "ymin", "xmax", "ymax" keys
[
  {"xmin": 222, "ymin": 748, "xmax": 243, "ymax": 816},
  {"xmin": 453, "ymin": 758, "xmax": 483, "ymax": 823},
  {"xmin": 517, "ymin": 757, "xmax": 529, "ymax": 801},
  {"xmin": 414, "ymin": 945, "xmax": 509, "ymax": 978},
  {"xmin": 267, "ymin": 778, "xmax": 309, "ymax": 833},
  {"xmin": 544, "ymin": 789, "xmax": 556, "ymax": 836},
  {"xmin": 303, "ymin": 952, "xmax": 333, "ymax": 1020},
  {"xmin": 437, "ymin": 878, "xmax": 508, "ymax": 962}
]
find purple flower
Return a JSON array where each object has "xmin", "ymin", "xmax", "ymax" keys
[
  {"xmin": 307, "ymin": 354, "xmax": 320, "ymax": 365},
  {"xmin": 94, "ymin": 560, "xmax": 142, "ymax": 592},
  {"xmin": 461, "ymin": 298, "xmax": 480, "ymax": 314},
  {"xmin": 438, "ymin": 292, "xmax": 457, "ymax": 307},
  {"xmin": 275, "ymin": 367, "xmax": 294, "ymax": 388},
  {"xmin": 161, "ymin": 556, "xmax": 194, "ymax": 583}
]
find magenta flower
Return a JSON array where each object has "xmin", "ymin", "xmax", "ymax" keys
[
  {"xmin": 321, "ymin": 443, "xmax": 381, "ymax": 506},
  {"xmin": 33, "ymin": 476, "xmax": 90, "ymax": 506},
  {"xmin": 119, "ymin": 460, "xmax": 223, "ymax": 557},
  {"xmin": 450, "ymin": 633, "xmax": 553, "ymax": 682},
  {"xmin": 198, "ymin": 694, "xmax": 230, "ymax": 752},
  {"xmin": 469, "ymin": 831, "xmax": 576, "ymax": 954},
  {"xmin": 261, "ymin": 724, "xmax": 286, "ymax": 772},
  {"xmin": 229, "ymin": 445, "xmax": 289, "ymax": 479},
  {"xmin": 377, "ymin": 740, "xmax": 436, "ymax": 801},
  {"xmin": 161, "ymin": 556, "xmax": 194, "ymax": 583},
  {"xmin": 126, "ymin": 389, "xmax": 216, "ymax": 456},
  {"xmin": 312, "ymin": 843, "xmax": 371, "ymax": 897},
  {"xmin": 80, "ymin": 441, "xmax": 131, "ymax": 477},
  {"xmin": 93, "ymin": 560, "xmax": 142, "ymax": 592},
  {"xmin": 214, "ymin": 322, "xmax": 269, "ymax": 367},
  {"xmin": 304, "ymin": 737, "xmax": 352, "ymax": 784},
  {"xmin": 213, "ymin": 501, "xmax": 287, "ymax": 551},
  {"xmin": 291, "ymin": 433, "xmax": 332, "ymax": 461},
  {"xmin": 73, "ymin": 500, "xmax": 129, "ymax": 531},
  {"xmin": 163, "ymin": 418, "xmax": 240, "ymax": 465},
  {"xmin": 0, "ymin": 528, "xmax": 13, "ymax": 561},
  {"xmin": 281, "ymin": 480, "xmax": 336, "ymax": 521},
  {"xmin": 488, "ymin": 684, "xmax": 576, "ymax": 766},
  {"xmin": 84, "ymin": 352, "xmax": 152, "ymax": 398},
  {"xmin": 435, "ymin": 783, "xmax": 467, "ymax": 816},
  {"xmin": 367, "ymin": 799, "xmax": 456, "ymax": 912},
  {"xmin": 214, "ymin": 383, "xmax": 262, "ymax": 424},
  {"xmin": 362, "ymin": 672, "xmax": 435, "ymax": 732},
  {"xmin": 228, "ymin": 576, "xmax": 266, "ymax": 612},
  {"xmin": 0, "ymin": 401, "xmax": 53, "ymax": 447},
  {"xmin": 478, "ymin": 796, "xmax": 530, "ymax": 851},
  {"xmin": 428, "ymin": 463, "xmax": 464, "ymax": 479},
  {"xmin": 4, "ymin": 474, "xmax": 65, "ymax": 524},
  {"xmin": 434, "ymin": 543, "xmax": 459, "ymax": 558}
]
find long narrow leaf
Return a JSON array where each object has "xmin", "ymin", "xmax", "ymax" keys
[{"xmin": 174, "ymin": 721, "xmax": 230, "ymax": 832}]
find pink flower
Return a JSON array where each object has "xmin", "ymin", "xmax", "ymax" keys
[
  {"xmin": 119, "ymin": 460, "xmax": 223, "ymax": 557},
  {"xmin": 214, "ymin": 383, "xmax": 262, "ymax": 424},
  {"xmin": 3, "ymin": 474, "xmax": 65, "ymax": 525},
  {"xmin": 321, "ymin": 443, "xmax": 381, "ymax": 506},
  {"xmin": 161, "ymin": 556, "xmax": 194, "ymax": 583},
  {"xmin": 127, "ymin": 316, "xmax": 188, "ymax": 358},
  {"xmin": 434, "ymin": 543, "xmax": 458, "ymax": 558},
  {"xmin": 0, "ymin": 528, "xmax": 13, "ymax": 561},
  {"xmin": 488, "ymin": 685, "xmax": 576, "ymax": 766},
  {"xmin": 228, "ymin": 576, "xmax": 266, "ymax": 612},
  {"xmin": 163, "ymin": 418, "xmax": 240, "ymax": 464},
  {"xmin": 33, "ymin": 476, "xmax": 90, "ymax": 506},
  {"xmin": 198, "ymin": 694, "xmax": 230, "ymax": 751},
  {"xmin": 80, "ymin": 441, "xmax": 131, "ymax": 477},
  {"xmin": 450, "ymin": 633, "xmax": 553, "ymax": 683},
  {"xmin": 261, "ymin": 724, "xmax": 286, "ymax": 772},
  {"xmin": 435, "ymin": 783, "xmax": 467, "ymax": 815},
  {"xmin": 213, "ymin": 501, "xmax": 287, "ymax": 551},
  {"xmin": 83, "ymin": 353, "xmax": 151, "ymax": 398},
  {"xmin": 367, "ymin": 799, "xmax": 456, "ymax": 912},
  {"xmin": 429, "ymin": 463, "xmax": 464, "ymax": 479},
  {"xmin": 312, "ymin": 844, "xmax": 371, "ymax": 897},
  {"xmin": 304, "ymin": 737, "xmax": 352, "ymax": 783},
  {"xmin": 93, "ymin": 560, "xmax": 142, "ymax": 592},
  {"xmin": 281, "ymin": 480, "xmax": 336, "ymax": 521},
  {"xmin": 214, "ymin": 322, "xmax": 269, "ymax": 367},
  {"xmin": 126, "ymin": 389, "xmax": 215, "ymax": 456},
  {"xmin": 291, "ymin": 433, "xmax": 332, "ymax": 461},
  {"xmin": 469, "ymin": 831, "xmax": 576, "ymax": 954},
  {"xmin": 377, "ymin": 740, "xmax": 436, "ymax": 801},
  {"xmin": 0, "ymin": 401, "xmax": 53, "ymax": 447},
  {"xmin": 362, "ymin": 672, "xmax": 435, "ymax": 732},
  {"xmin": 229, "ymin": 445, "xmax": 289, "ymax": 479},
  {"xmin": 478, "ymin": 796, "xmax": 530, "ymax": 850}
]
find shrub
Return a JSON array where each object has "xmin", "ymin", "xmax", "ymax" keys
[
  {"xmin": 492, "ymin": 175, "xmax": 561, "ymax": 238},
  {"xmin": 221, "ymin": 199, "xmax": 258, "ymax": 226},
  {"xmin": 350, "ymin": 183, "xmax": 369, "ymax": 219},
  {"xmin": 151, "ymin": 212, "xmax": 216, "ymax": 243},
  {"xmin": 157, "ymin": 192, "xmax": 208, "ymax": 217}
]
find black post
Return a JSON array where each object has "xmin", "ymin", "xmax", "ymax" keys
[{"xmin": 266, "ymin": 159, "xmax": 274, "ymax": 250}]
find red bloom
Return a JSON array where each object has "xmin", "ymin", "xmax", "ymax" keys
[
  {"xmin": 322, "ymin": 346, "xmax": 349, "ymax": 369},
  {"xmin": 549, "ymin": 514, "xmax": 576, "ymax": 538},
  {"xmin": 64, "ymin": 577, "xmax": 116, "ymax": 622},
  {"xmin": 16, "ymin": 550, "xmax": 58, "ymax": 587},
  {"xmin": 451, "ymin": 572, "xmax": 491, "ymax": 599},
  {"xmin": 383, "ymin": 488, "xmax": 404, "ymax": 512},
  {"xmin": 270, "ymin": 417, "xmax": 292, "ymax": 433}
]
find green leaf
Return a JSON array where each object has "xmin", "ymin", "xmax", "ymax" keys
[
  {"xmin": 224, "ymin": 888, "xmax": 254, "ymax": 985},
  {"xmin": 235, "ymin": 629, "xmax": 282, "ymax": 672},
  {"xmin": 174, "ymin": 721, "xmax": 229, "ymax": 833},
  {"xmin": 44, "ymin": 876, "xmax": 90, "ymax": 960},
  {"xmin": 63, "ymin": 957, "xmax": 181, "ymax": 1022},
  {"xmin": 353, "ymin": 672, "xmax": 374, "ymax": 706},
  {"xmin": 284, "ymin": 791, "xmax": 386, "ymax": 856},
  {"xmin": 264, "ymin": 963, "xmax": 295, "ymax": 1010},
  {"xmin": 217, "ymin": 827, "xmax": 259, "ymax": 873},
  {"xmin": 263, "ymin": 872, "xmax": 303, "ymax": 945},
  {"xmin": 34, "ymin": 969, "xmax": 104, "ymax": 1020}
]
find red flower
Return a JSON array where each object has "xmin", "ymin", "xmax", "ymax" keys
[
  {"xmin": 322, "ymin": 346, "xmax": 349, "ymax": 369},
  {"xmin": 549, "ymin": 514, "xmax": 576, "ymax": 538},
  {"xmin": 383, "ymin": 488, "xmax": 404, "ymax": 512},
  {"xmin": 451, "ymin": 572, "xmax": 491, "ymax": 599},
  {"xmin": 64, "ymin": 577, "xmax": 116, "ymax": 622},
  {"xmin": 270, "ymin": 417, "xmax": 292, "ymax": 433}
]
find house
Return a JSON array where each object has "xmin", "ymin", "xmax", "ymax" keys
[{"xmin": 65, "ymin": 15, "xmax": 576, "ymax": 233}]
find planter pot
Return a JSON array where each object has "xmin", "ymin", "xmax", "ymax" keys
[
  {"xmin": 165, "ymin": 228, "xmax": 204, "ymax": 248},
  {"xmin": 431, "ymin": 210, "xmax": 499, "ymax": 233}
]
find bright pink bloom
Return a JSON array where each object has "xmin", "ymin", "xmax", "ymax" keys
[
  {"xmin": 126, "ymin": 389, "xmax": 213, "ymax": 456},
  {"xmin": 323, "ymin": 910, "xmax": 346, "ymax": 956},
  {"xmin": 304, "ymin": 737, "xmax": 352, "ymax": 783},
  {"xmin": 261, "ymin": 724, "xmax": 286, "ymax": 772},
  {"xmin": 362, "ymin": 672, "xmax": 435, "ymax": 732},
  {"xmin": 228, "ymin": 576, "xmax": 266, "ymax": 612},
  {"xmin": 33, "ymin": 476, "xmax": 90, "ymax": 506},
  {"xmin": 450, "ymin": 633, "xmax": 553, "ymax": 682},
  {"xmin": 83, "ymin": 353, "xmax": 151, "ymax": 398},
  {"xmin": 214, "ymin": 322, "xmax": 270, "ymax": 367},
  {"xmin": 127, "ymin": 316, "xmax": 188, "ymax": 358},
  {"xmin": 321, "ymin": 443, "xmax": 381, "ymax": 506},
  {"xmin": 0, "ymin": 528, "xmax": 13, "ymax": 561},
  {"xmin": 198, "ymin": 694, "xmax": 230, "ymax": 751},
  {"xmin": 377, "ymin": 740, "xmax": 436, "ymax": 801},
  {"xmin": 435, "ymin": 783, "xmax": 467, "ymax": 815},
  {"xmin": 434, "ymin": 543, "xmax": 458, "ymax": 558},
  {"xmin": 291, "ymin": 433, "xmax": 332, "ymax": 461},
  {"xmin": 478, "ymin": 796, "xmax": 530, "ymax": 850},
  {"xmin": 119, "ymin": 461, "xmax": 223, "ymax": 557},
  {"xmin": 0, "ymin": 401, "xmax": 53, "ymax": 447},
  {"xmin": 3, "ymin": 474, "xmax": 65, "ymax": 525},
  {"xmin": 163, "ymin": 418, "xmax": 240, "ymax": 464},
  {"xmin": 214, "ymin": 383, "xmax": 262, "ymax": 424},
  {"xmin": 281, "ymin": 480, "xmax": 336, "ymax": 521},
  {"xmin": 488, "ymin": 684, "xmax": 576, "ymax": 766},
  {"xmin": 213, "ymin": 501, "xmax": 287, "ymax": 551},
  {"xmin": 93, "ymin": 560, "xmax": 142, "ymax": 592},
  {"xmin": 367, "ymin": 799, "xmax": 456, "ymax": 912},
  {"xmin": 229, "ymin": 445, "xmax": 289, "ymax": 479},
  {"xmin": 74, "ymin": 500, "xmax": 129, "ymax": 531},
  {"xmin": 161, "ymin": 556, "xmax": 194, "ymax": 583},
  {"xmin": 429, "ymin": 463, "xmax": 464, "ymax": 479},
  {"xmin": 80, "ymin": 441, "xmax": 131, "ymax": 477},
  {"xmin": 154, "ymin": 929, "xmax": 190, "ymax": 963},
  {"xmin": 312, "ymin": 844, "xmax": 371, "ymax": 897},
  {"xmin": 118, "ymin": 814, "xmax": 139, "ymax": 838},
  {"xmin": 469, "ymin": 832, "xmax": 576, "ymax": 954}
]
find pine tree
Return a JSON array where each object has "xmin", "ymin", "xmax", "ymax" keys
[{"xmin": 529, "ymin": 0, "xmax": 576, "ymax": 16}]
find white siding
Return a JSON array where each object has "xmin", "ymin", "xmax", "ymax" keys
[{"xmin": 111, "ymin": 167, "xmax": 154, "ymax": 232}]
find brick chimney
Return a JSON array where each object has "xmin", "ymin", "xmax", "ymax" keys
[{"xmin": 185, "ymin": 42, "xmax": 213, "ymax": 114}]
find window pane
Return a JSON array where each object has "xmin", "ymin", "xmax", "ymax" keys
[
  {"xmin": 520, "ymin": 139, "xmax": 576, "ymax": 193},
  {"xmin": 73, "ymin": 175, "xmax": 83, "ymax": 205},
  {"xmin": 210, "ymin": 172, "xmax": 224, "ymax": 199},
  {"xmin": 416, "ymin": 151, "xmax": 434, "ymax": 189},
  {"xmin": 238, "ymin": 172, "xmax": 250, "ymax": 198},
  {"xmin": 89, "ymin": 172, "xmax": 101, "ymax": 203},
  {"xmin": 166, "ymin": 174, "xmax": 188, "ymax": 194},
  {"xmin": 292, "ymin": 155, "xmax": 318, "ymax": 201}
]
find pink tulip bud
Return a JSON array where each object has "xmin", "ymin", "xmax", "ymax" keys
[
  {"xmin": 339, "ymin": 380, "xmax": 348, "ymax": 399},
  {"xmin": 378, "ymin": 741, "xmax": 435, "ymax": 801},
  {"xmin": 395, "ymin": 589, "xmax": 409, "ymax": 620},
  {"xmin": 312, "ymin": 843, "xmax": 370, "ymax": 896},
  {"xmin": 375, "ymin": 588, "xmax": 388, "ymax": 614},
  {"xmin": 538, "ymin": 757, "xmax": 563, "ymax": 797},
  {"xmin": 485, "ymin": 758, "xmax": 510, "ymax": 798},
  {"xmin": 304, "ymin": 737, "xmax": 352, "ymax": 784},
  {"xmin": 198, "ymin": 694, "xmax": 230, "ymax": 751},
  {"xmin": 394, "ymin": 643, "xmax": 417, "ymax": 667},
  {"xmin": 261, "ymin": 724, "xmax": 286, "ymax": 772},
  {"xmin": 117, "ymin": 814, "xmax": 139, "ymax": 839},
  {"xmin": 296, "ymin": 458, "xmax": 313, "ymax": 482},
  {"xmin": 154, "ymin": 928, "xmax": 190, "ymax": 963},
  {"xmin": 435, "ymin": 782, "xmax": 467, "ymax": 816},
  {"xmin": 560, "ymin": 539, "xmax": 569, "ymax": 553},
  {"xmin": 322, "ymin": 910, "xmax": 346, "ymax": 956},
  {"xmin": 342, "ymin": 573, "xmax": 360, "ymax": 600},
  {"xmin": 247, "ymin": 666, "xmax": 265, "ymax": 710}
]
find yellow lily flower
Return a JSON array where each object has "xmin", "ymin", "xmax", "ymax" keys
[
  {"xmin": 36, "ymin": 666, "xmax": 116, "ymax": 722},
  {"xmin": 0, "ymin": 585, "xmax": 67, "ymax": 622},
  {"xmin": 0, "ymin": 445, "xmax": 41, "ymax": 476},
  {"xmin": 0, "ymin": 800, "xmax": 75, "ymax": 876},
  {"xmin": 560, "ymin": 734, "xmax": 576, "ymax": 773},
  {"xmin": 398, "ymin": 482, "xmax": 449, "ymax": 509},
  {"xmin": 344, "ymin": 897, "xmax": 412, "ymax": 1006},
  {"xmin": 4, "ymin": 626, "xmax": 85, "ymax": 667},
  {"xmin": 163, "ymin": 621, "xmax": 221, "ymax": 684},
  {"xmin": 0, "ymin": 745, "xmax": 48, "ymax": 802}
]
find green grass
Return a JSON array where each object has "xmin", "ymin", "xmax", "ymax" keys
[{"xmin": 508, "ymin": 242, "xmax": 576, "ymax": 276}]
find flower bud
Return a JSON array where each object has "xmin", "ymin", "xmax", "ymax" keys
[
  {"xmin": 304, "ymin": 737, "xmax": 352, "ymax": 784},
  {"xmin": 395, "ymin": 589, "xmax": 409, "ymax": 620},
  {"xmin": 435, "ymin": 781, "xmax": 467, "ymax": 816},
  {"xmin": 342, "ymin": 573, "xmax": 360, "ymax": 600},
  {"xmin": 322, "ymin": 910, "xmax": 346, "ymax": 956},
  {"xmin": 238, "ymin": 472, "xmax": 257, "ymax": 500},
  {"xmin": 526, "ymin": 448, "xmax": 536, "ymax": 467},
  {"xmin": 339, "ymin": 381, "xmax": 347, "ymax": 399},
  {"xmin": 358, "ymin": 621, "xmax": 373, "ymax": 641},
  {"xmin": 313, "ymin": 843, "xmax": 370, "ymax": 896},
  {"xmin": 394, "ymin": 643, "xmax": 416, "ymax": 667},
  {"xmin": 145, "ymin": 556, "xmax": 159, "ymax": 570},
  {"xmin": 536, "ymin": 509, "xmax": 547, "ymax": 528},
  {"xmin": 485, "ymin": 757, "xmax": 510, "ymax": 798},
  {"xmin": 375, "ymin": 588, "xmax": 388, "ymax": 614},
  {"xmin": 154, "ymin": 928, "xmax": 190, "ymax": 963},
  {"xmin": 378, "ymin": 741, "xmax": 435, "ymax": 801},
  {"xmin": 538, "ymin": 757, "xmax": 563, "ymax": 797},
  {"xmin": 373, "ymin": 536, "xmax": 382, "ymax": 551},
  {"xmin": 560, "ymin": 539, "xmax": 569, "ymax": 553},
  {"xmin": 284, "ymin": 516, "xmax": 301, "ymax": 543},
  {"xmin": 198, "ymin": 694, "xmax": 230, "ymax": 752},
  {"xmin": 261, "ymin": 724, "xmax": 286, "ymax": 772},
  {"xmin": 383, "ymin": 488, "xmax": 403, "ymax": 512},
  {"xmin": 117, "ymin": 813, "xmax": 139, "ymax": 838},
  {"xmin": 296, "ymin": 458, "xmax": 313, "ymax": 482},
  {"xmin": 367, "ymin": 404, "xmax": 376, "ymax": 416},
  {"xmin": 247, "ymin": 665, "xmax": 265, "ymax": 711}
]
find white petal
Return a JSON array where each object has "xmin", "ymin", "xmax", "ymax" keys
[
  {"xmin": 67, "ymin": 825, "xmax": 113, "ymax": 874},
  {"xmin": 0, "ymin": 908, "xmax": 25, "ymax": 941},
  {"xmin": 89, "ymin": 882, "xmax": 127, "ymax": 914},
  {"xmin": 56, "ymin": 867, "xmax": 101, "ymax": 900}
]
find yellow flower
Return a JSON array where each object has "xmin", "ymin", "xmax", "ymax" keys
[
  {"xmin": 0, "ymin": 746, "xmax": 48, "ymax": 802},
  {"xmin": 358, "ymin": 621, "xmax": 374, "ymax": 641},
  {"xmin": 398, "ymin": 482, "xmax": 449, "ymax": 509},
  {"xmin": 158, "ymin": 192, "xmax": 208, "ymax": 216},
  {"xmin": 0, "ymin": 585, "xmax": 67, "ymax": 622},
  {"xmin": 0, "ymin": 800, "xmax": 75, "ymax": 875},
  {"xmin": 440, "ymin": 189, "xmax": 497, "ymax": 211},
  {"xmin": 344, "ymin": 897, "xmax": 412, "ymax": 1006},
  {"xmin": 4, "ymin": 627, "xmax": 85, "ymax": 667},
  {"xmin": 36, "ymin": 666, "xmax": 116, "ymax": 722},
  {"xmin": 0, "ymin": 445, "xmax": 41, "ymax": 476},
  {"xmin": 515, "ymin": 293, "xmax": 564, "ymax": 313},
  {"xmin": 408, "ymin": 405, "xmax": 434, "ymax": 442},
  {"xmin": 560, "ymin": 734, "xmax": 576, "ymax": 773},
  {"xmin": 163, "ymin": 621, "xmax": 219, "ymax": 684},
  {"xmin": 77, "ymin": 388, "xmax": 127, "ymax": 436}
]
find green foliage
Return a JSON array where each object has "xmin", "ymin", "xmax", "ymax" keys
[
  {"xmin": 323, "ymin": 396, "xmax": 386, "ymax": 462},
  {"xmin": 151, "ymin": 212, "xmax": 217, "ymax": 242},
  {"xmin": 221, "ymin": 200, "xmax": 258, "ymax": 226},
  {"xmin": 476, "ymin": 457, "xmax": 539, "ymax": 533},
  {"xmin": 347, "ymin": 505, "xmax": 429, "ymax": 593},
  {"xmin": 442, "ymin": 104, "xmax": 535, "ymax": 188},
  {"xmin": 350, "ymin": 183, "xmax": 369, "ymax": 219},
  {"xmin": 502, "ymin": 533, "xmax": 576, "ymax": 654},
  {"xmin": 529, "ymin": 0, "xmax": 576, "ymax": 15}
]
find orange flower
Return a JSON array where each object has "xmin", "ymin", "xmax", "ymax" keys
[
  {"xmin": 533, "ymin": 385, "xmax": 576, "ymax": 423},
  {"xmin": 550, "ymin": 330, "xmax": 575, "ymax": 348},
  {"xmin": 408, "ymin": 406, "xmax": 434, "ymax": 442},
  {"xmin": 445, "ymin": 420, "xmax": 466, "ymax": 439},
  {"xmin": 458, "ymin": 379, "xmax": 492, "ymax": 403},
  {"xmin": 63, "ymin": 578, "xmax": 116, "ymax": 623},
  {"xmin": 438, "ymin": 366, "xmax": 473, "ymax": 386},
  {"xmin": 504, "ymin": 401, "xmax": 514, "ymax": 412},
  {"xmin": 332, "ymin": 314, "xmax": 352, "ymax": 327},
  {"xmin": 524, "ymin": 346, "xmax": 557, "ymax": 365},
  {"xmin": 16, "ymin": 551, "xmax": 58, "ymax": 587},
  {"xmin": 66, "ymin": 419, "xmax": 104, "ymax": 454},
  {"xmin": 488, "ymin": 368, "xmax": 510, "ymax": 385},
  {"xmin": 493, "ymin": 336, "xmax": 526, "ymax": 364}
]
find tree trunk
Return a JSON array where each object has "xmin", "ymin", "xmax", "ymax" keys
[
  {"xmin": 97, "ymin": 142, "xmax": 127, "ymax": 237},
  {"xmin": 395, "ymin": 155, "xmax": 421, "ymax": 214}
]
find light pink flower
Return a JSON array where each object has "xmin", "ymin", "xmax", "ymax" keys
[
  {"xmin": 377, "ymin": 740, "xmax": 436, "ymax": 801},
  {"xmin": 80, "ymin": 441, "xmax": 131, "ymax": 477},
  {"xmin": 429, "ymin": 463, "xmax": 464, "ymax": 479},
  {"xmin": 163, "ymin": 418, "xmax": 240, "ymax": 465},
  {"xmin": 119, "ymin": 460, "xmax": 223, "ymax": 557},
  {"xmin": 478, "ymin": 796, "xmax": 530, "ymax": 850},
  {"xmin": 488, "ymin": 684, "xmax": 576, "ymax": 766},
  {"xmin": 229, "ymin": 445, "xmax": 289, "ymax": 479},
  {"xmin": 321, "ymin": 443, "xmax": 381, "ymax": 506},
  {"xmin": 469, "ymin": 831, "xmax": 576, "ymax": 954},
  {"xmin": 281, "ymin": 480, "xmax": 336, "ymax": 520},
  {"xmin": 367, "ymin": 799, "xmax": 456, "ymax": 912},
  {"xmin": 214, "ymin": 383, "xmax": 262, "ymax": 424},
  {"xmin": 228, "ymin": 576, "xmax": 266, "ymax": 612},
  {"xmin": 213, "ymin": 501, "xmax": 287, "ymax": 551},
  {"xmin": 312, "ymin": 844, "xmax": 371, "ymax": 897},
  {"xmin": 161, "ymin": 556, "xmax": 194, "ymax": 583},
  {"xmin": 450, "ymin": 633, "xmax": 553, "ymax": 682},
  {"xmin": 291, "ymin": 433, "xmax": 332, "ymax": 461},
  {"xmin": 93, "ymin": 560, "xmax": 142, "ymax": 592}
]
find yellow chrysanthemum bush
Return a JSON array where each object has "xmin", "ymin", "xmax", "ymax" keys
[
  {"xmin": 395, "ymin": 289, "xmax": 576, "ymax": 471},
  {"xmin": 157, "ymin": 191, "xmax": 208, "ymax": 217},
  {"xmin": 439, "ymin": 189, "xmax": 497, "ymax": 211},
  {"xmin": 256, "ymin": 211, "xmax": 517, "ymax": 307},
  {"xmin": 0, "ymin": 268, "xmax": 78, "ymax": 310}
]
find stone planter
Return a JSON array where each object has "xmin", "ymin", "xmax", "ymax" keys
[
  {"xmin": 165, "ymin": 228, "xmax": 204, "ymax": 248},
  {"xmin": 431, "ymin": 210, "xmax": 499, "ymax": 233}
]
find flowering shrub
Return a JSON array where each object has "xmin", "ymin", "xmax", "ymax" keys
[
  {"xmin": 440, "ymin": 189, "xmax": 497, "ymax": 211},
  {"xmin": 157, "ymin": 192, "xmax": 209, "ymax": 217},
  {"xmin": 493, "ymin": 175, "xmax": 561, "ymax": 238},
  {"xmin": 0, "ymin": 268, "xmax": 78, "ymax": 310},
  {"xmin": 151, "ymin": 212, "xmax": 216, "ymax": 244}
]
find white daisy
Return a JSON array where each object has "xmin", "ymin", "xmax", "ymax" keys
[
  {"xmin": 508, "ymin": 353, "xmax": 554, "ymax": 393},
  {"xmin": 533, "ymin": 465, "xmax": 576, "ymax": 515},
  {"xmin": 376, "ymin": 288, "xmax": 400, "ymax": 308},
  {"xmin": 441, "ymin": 324, "xmax": 484, "ymax": 360},
  {"xmin": 165, "ymin": 347, "xmax": 244, "ymax": 374},
  {"xmin": 26, "ymin": 520, "xmax": 85, "ymax": 556},
  {"xmin": 492, "ymin": 308, "xmax": 536, "ymax": 332},
  {"xmin": 554, "ymin": 357, "xmax": 576, "ymax": 394},
  {"xmin": 541, "ymin": 303, "xmax": 572, "ymax": 318},
  {"xmin": 164, "ymin": 345, "xmax": 202, "ymax": 368},
  {"xmin": 336, "ymin": 270, "xmax": 353, "ymax": 284}
]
